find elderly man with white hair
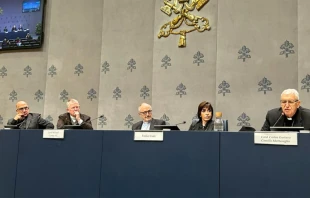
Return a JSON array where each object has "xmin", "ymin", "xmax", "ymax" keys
[
  {"xmin": 57, "ymin": 99, "xmax": 93, "ymax": 129},
  {"xmin": 261, "ymin": 89, "xmax": 310, "ymax": 131},
  {"xmin": 132, "ymin": 103, "xmax": 166, "ymax": 130}
]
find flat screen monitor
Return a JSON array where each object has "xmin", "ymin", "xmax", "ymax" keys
[
  {"xmin": 154, "ymin": 125, "xmax": 180, "ymax": 131},
  {"xmin": 63, "ymin": 125, "xmax": 82, "ymax": 129},
  {"xmin": 0, "ymin": 0, "xmax": 46, "ymax": 51},
  {"xmin": 270, "ymin": 126, "xmax": 304, "ymax": 132},
  {"xmin": 22, "ymin": 0, "xmax": 41, "ymax": 13},
  {"xmin": 4, "ymin": 125, "xmax": 19, "ymax": 129}
]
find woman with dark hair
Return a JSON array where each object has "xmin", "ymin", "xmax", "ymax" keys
[{"xmin": 188, "ymin": 101, "xmax": 214, "ymax": 131}]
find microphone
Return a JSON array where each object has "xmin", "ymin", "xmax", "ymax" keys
[
  {"xmin": 273, "ymin": 113, "xmax": 284, "ymax": 127},
  {"xmin": 176, "ymin": 121, "xmax": 186, "ymax": 126},
  {"xmin": 89, "ymin": 115, "xmax": 104, "ymax": 122}
]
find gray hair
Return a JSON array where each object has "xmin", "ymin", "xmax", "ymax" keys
[
  {"xmin": 138, "ymin": 103, "xmax": 152, "ymax": 112},
  {"xmin": 281, "ymin": 89, "xmax": 299, "ymax": 100},
  {"xmin": 67, "ymin": 99, "xmax": 79, "ymax": 108}
]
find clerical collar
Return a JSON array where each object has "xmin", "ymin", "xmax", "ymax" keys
[{"xmin": 285, "ymin": 108, "xmax": 299, "ymax": 120}]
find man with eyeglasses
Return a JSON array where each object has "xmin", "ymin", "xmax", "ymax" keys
[
  {"xmin": 7, "ymin": 101, "xmax": 54, "ymax": 129},
  {"xmin": 57, "ymin": 99, "xmax": 93, "ymax": 129},
  {"xmin": 261, "ymin": 89, "xmax": 310, "ymax": 131},
  {"xmin": 132, "ymin": 103, "xmax": 166, "ymax": 130}
]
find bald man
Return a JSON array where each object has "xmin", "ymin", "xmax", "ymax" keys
[
  {"xmin": 7, "ymin": 101, "xmax": 54, "ymax": 129},
  {"xmin": 132, "ymin": 103, "xmax": 166, "ymax": 130}
]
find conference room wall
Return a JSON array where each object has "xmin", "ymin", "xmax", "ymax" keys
[
  {"xmin": 216, "ymin": 0, "xmax": 298, "ymax": 131},
  {"xmin": 298, "ymin": 0, "xmax": 310, "ymax": 109},
  {"xmin": 98, "ymin": 0, "xmax": 157, "ymax": 130},
  {"xmin": 0, "ymin": 0, "xmax": 309, "ymax": 131},
  {"xmin": 43, "ymin": 0, "xmax": 103, "ymax": 127},
  {"xmin": 150, "ymin": 0, "xmax": 218, "ymax": 130}
]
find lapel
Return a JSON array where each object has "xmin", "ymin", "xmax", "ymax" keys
[
  {"xmin": 79, "ymin": 113, "xmax": 85, "ymax": 122},
  {"xmin": 293, "ymin": 110, "xmax": 303, "ymax": 126},
  {"xmin": 274, "ymin": 109, "xmax": 285, "ymax": 127},
  {"xmin": 66, "ymin": 113, "xmax": 74, "ymax": 125},
  {"xmin": 137, "ymin": 121, "xmax": 143, "ymax": 130},
  {"xmin": 25, "ymin": 113, "xmax": 33, "ymax": 129},
  {"xmin": 150, "ymin": 119, "xmax": 155, "ymax": 130},
  {"xmin": 275, "ymin": 117, "xmax": 285, "ymax": 127}
]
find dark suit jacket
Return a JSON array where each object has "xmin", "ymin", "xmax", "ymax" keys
[
  {"xmin": 57, "ymin": 113, "xmax": 93, "ymax": 129},
  {"xmin": 261, "ymin": 106, "xmax": 310, "ymax": 131},
  {"xmin": 132, "ymin": 118, "xmax": 166, "ymax": 130},
  {"xmin": 188, "ymin": 120, "xmax": 214, "ymax": 131},
  {"xmin": 7, "ymin": 113, "xmax": 54, "ymax": 129}
]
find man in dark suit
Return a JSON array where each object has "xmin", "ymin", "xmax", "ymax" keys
[
  {"xmin": 261, "ymin": 89, "xmax": 310, "ymax": 131},
  {"xmin": 18, "ymin": 24, "xmax": 23, "ymax": 31},
  {"xmin": 7, "ymin": 101, "xmax": 54, "ymax": 129},
  {"xmin": 11, "ymin": 25, "xmax": 17, "ymax": 32},
  {"xmin": 132, "ymin": 103, "xmax": 166, "ymax": 130},
  {"xmin": 57, "ymin": 99, "xmax": 93, "ymax": 129}
]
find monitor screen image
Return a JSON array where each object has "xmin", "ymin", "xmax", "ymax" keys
[
  {"xmin": 0, "ymin": 0, "xmax": 45, "ymax": 51},
  {"xmin": 22, "ymin": 0, "xmax": 41, "ymax": 13}
]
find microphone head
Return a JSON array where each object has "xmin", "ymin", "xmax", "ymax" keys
[{"xmin": 182, "ymin": 121, "xmax": 186, "ymax": 124}]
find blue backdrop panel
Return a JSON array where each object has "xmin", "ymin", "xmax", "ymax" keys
[
  {"xmin": 100, "ymin": 131, "xmax": 219, "ymax": 198},
  {"xmin": 0, "ymin": 130, "xmax": 20, "ymax": 198},
  {"xmin": 220, "ymin": 132, "xmax": 310, "ymax": 198},
  {"xmin": 15, "ymin": 130, "xmax": 103, "ymax": 198}
]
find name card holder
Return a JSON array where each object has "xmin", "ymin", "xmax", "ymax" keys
[
  {"xmin": 134, "ymin": 130, "xmax": 164, "ymax": 141},
  {"xmin": 254, "ymin": 132, "xmax": 298, "ymax": 146},
  {"xmin": 43, "ymin": 129, "xmax": 65, "ymax": 139}
]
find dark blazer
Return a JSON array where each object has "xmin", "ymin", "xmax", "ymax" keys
[
  {"xmin": 261, "ymin": 106, "xmax": 310, "ymax": 131},
  {"xmin": 57, "ymin": 113, "xmax": 93, "ymax": 129},
  {"xmin": 188, "ymin": 120, "xmax": 214, "ymax": 131},
  {"xmin": 132, "ymin": 118, "xmax": 166, "ymax": 130},
  {"xmin": 7, "ymin": 113, "xmax": 54, "ymax": 129}
]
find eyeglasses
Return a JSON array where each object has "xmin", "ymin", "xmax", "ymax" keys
[
  {"xmin": 140, "ymin": 110, "xmax": 152, "ymax": 115},
  {"xmin": 17, "ymin": 107, "xmax": 29, "ymax": 111},
  {"xmin": 280, "ymin": 100, "xmax": 299, "ymax": 105},
  {"xmin": 70, "ymin": 106, "xmax": 80, "ymax": 110}
]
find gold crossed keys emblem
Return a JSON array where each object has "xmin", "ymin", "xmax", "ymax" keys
[{"xmin": 158, "ymin": 0, "xmax": 211, "ymax": 47}]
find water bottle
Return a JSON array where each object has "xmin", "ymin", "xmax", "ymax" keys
[{"xmin": 214, "ymin": 112, "xmax": 224, "ymax": 131}]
